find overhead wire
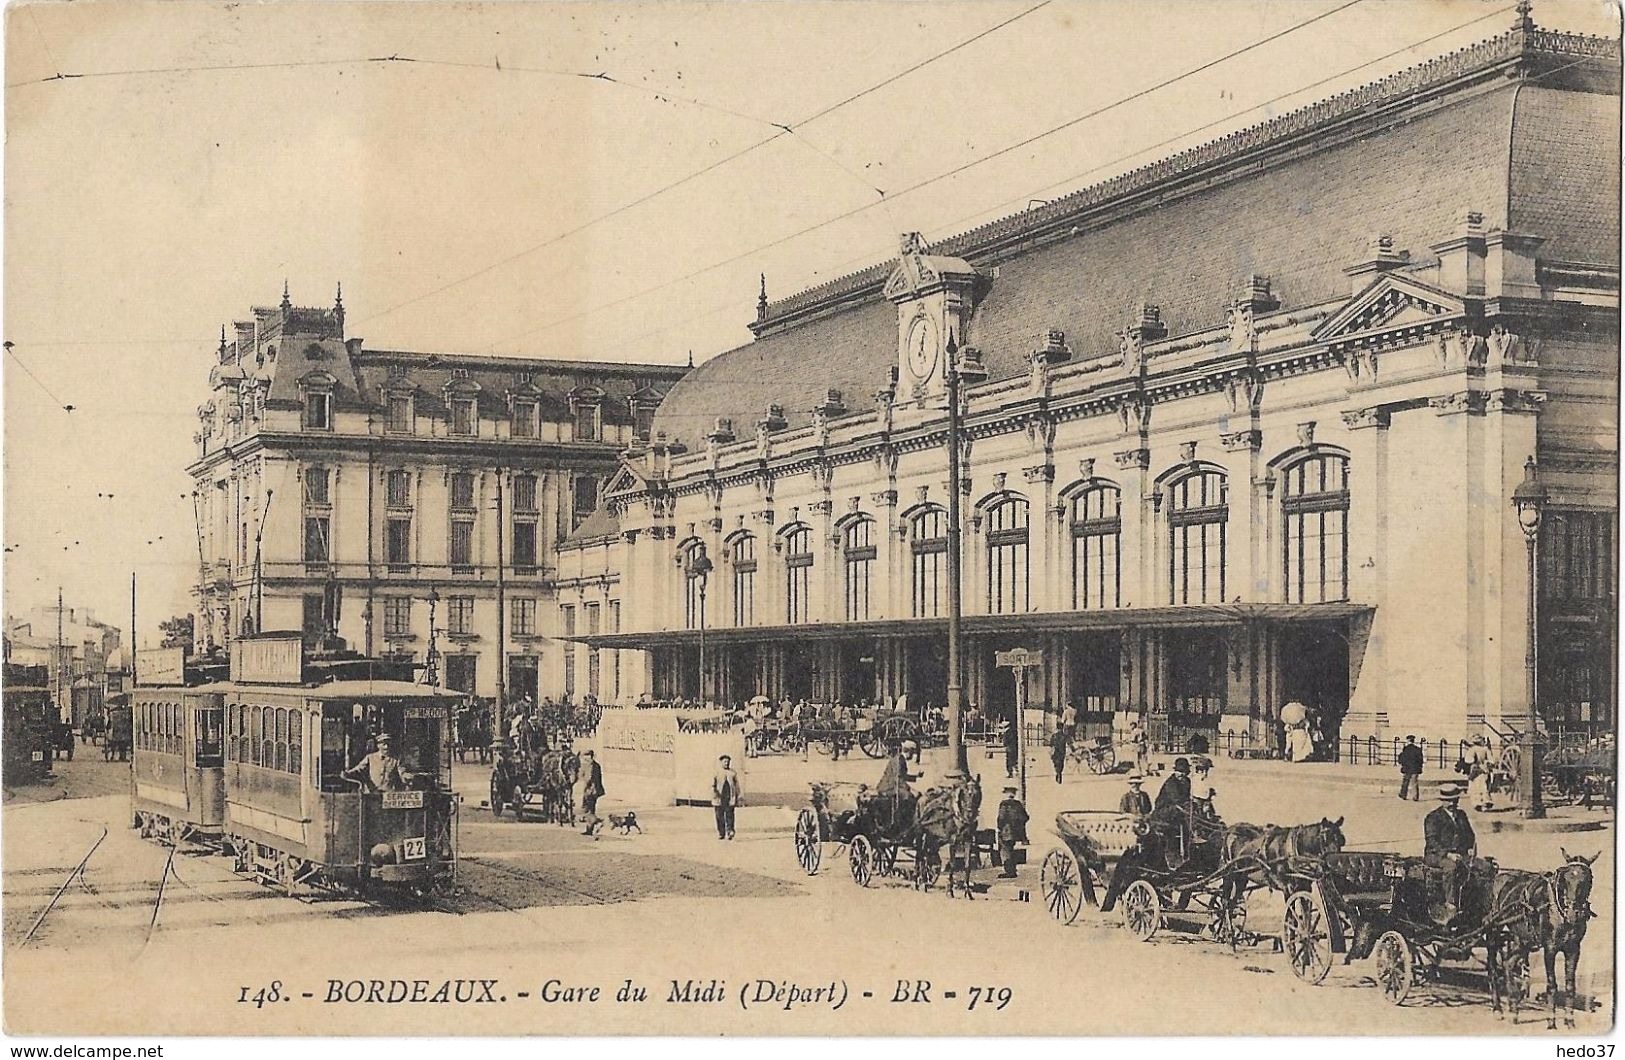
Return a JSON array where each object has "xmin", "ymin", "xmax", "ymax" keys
[{"xmin": 475, "ymin": 0, "xmax": 1370, "ymax": 352}]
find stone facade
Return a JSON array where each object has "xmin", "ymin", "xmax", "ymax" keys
[
  {"xmin": 187, "ymin": 287, "xmax": 685, "ymax": 702},
  {"xmin": 559, "ymin": 19, "xmax": 1620, "ymax": 750}
]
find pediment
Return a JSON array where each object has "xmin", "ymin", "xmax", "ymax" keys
[
  {"xmin": 883, "ymin": 247, "xmax": 979, "ymax": 303},
  {"xmin": 1312, "ymin": 274, "xmax": 1468, "ymax": 344},
  {"xmin": 602, "ymin": 461, "xmax": 649, "ymax": 499},
  {"xmin": 299, "ymin": 369, "xmax": 337, "ymax": 388}
]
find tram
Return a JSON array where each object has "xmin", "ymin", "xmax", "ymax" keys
[
  {"xmin": 214, "ymin": 633, "xmax": 461, "ymax": 897},
  {"xmin": 2, "ymin": 663, "xmax": 54, "ymax": 785},
  {"xmin": 130, "ymin": 648, "xmax": 229, "ymax": 844}
]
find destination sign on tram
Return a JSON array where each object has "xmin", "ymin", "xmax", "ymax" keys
[{"xmin": 382, "ymin": 791, "xmax": 425, "ymax": 809}]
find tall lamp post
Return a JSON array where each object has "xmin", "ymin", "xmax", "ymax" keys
[
  {"xmin": 1512, "ymin": 455, "xmax": 1547, "ymax": 819},
  {"xmin": 687, "ymin": 549, "xmax": 713, "ymax": 704},
  {"xmin": 943, "ymin": 330, "xmax": 986, "ymax": 777},
  {"xmin": 424, "ymin": 586, "xmax": 441, "ymax": 688}
]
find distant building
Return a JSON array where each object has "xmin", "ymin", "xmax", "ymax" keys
[
  {"xmin": 187, "ymin": 287, "xmax": 686, "ymax": 703},
  {"xmin": 560, "ymin": 15, "xmax": 1620, "ymax": 748},
  {"xmin": 5, "ymin": 604, "xmax": 123, "ymax": 724}
]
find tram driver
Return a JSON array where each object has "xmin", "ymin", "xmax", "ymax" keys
[{"xmin": 343, "ymin": 730, "xmax": 409, "ymax": 792}]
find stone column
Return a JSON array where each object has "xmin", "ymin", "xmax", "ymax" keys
[{"xmin": 1342, "ymin": 405, "xmax": 1391, "ymax": 740}]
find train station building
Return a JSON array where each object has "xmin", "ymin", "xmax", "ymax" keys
[{"xmin": 560, "ymin": 14, "xmax": 1620, "ymax": 751}]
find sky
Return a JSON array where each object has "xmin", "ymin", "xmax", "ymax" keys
[{"xmin": 3, "ymin": 0, "xmax": 1618, "ymax": 647}]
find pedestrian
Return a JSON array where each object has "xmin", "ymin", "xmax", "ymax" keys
[
  {"xmin": 1119, "ymin": 774, "xmax": 1151, "ymax": 817},
  {"xmin": 712, "ymin": 754, "xmax": 742, "ymax": 840},
  {"xmin": 995, "ymin": 784, "xmax": 1028, "ymax": 879},
  {"xmin": 1049, "ymin": 725, "xmax": 1068, "ymax": 783},
  {"xmin": 1003, "ymin": 713, "xmax": 1020, "ymax": 778},
  {"xmin": 1128, "ymin": 719, "xmax": 1150, "ymax": 775},
  {"xmin": 579, "ymin": 749, "xmax": 605, "ymax": 838},
  {"xmin": 1467, "ymin": 735, "xmax": 1495, "ymax": 811},
  {"xmin": 1397, "ymin": 735, "xmax": 1424, "ymax": 801},
  {"xmin": 1060, "ymin": 701, "xmax": 1079, "ymax": 745}
]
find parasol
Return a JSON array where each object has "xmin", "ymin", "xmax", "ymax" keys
[{"xmin": 1280, "ymin": 701, "xmax": 1309, "ymax": 726}]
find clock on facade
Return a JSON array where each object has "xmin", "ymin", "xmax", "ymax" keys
[{"xmin": 905, "ymin": 315, "xmax": 940, "ymax": 383}]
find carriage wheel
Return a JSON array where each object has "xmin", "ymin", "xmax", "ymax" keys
[
  {"xmin": 849, "ymin": 835, "xmax": 875, "ymax": 888},
  {"xmin": 858, "ymin": 728, "xmax": 883, "ymax": 759},
  {"xmin": 1500, "ymin": 746, "xmax": 1524, "ymax": 805},
  {"xmin": 812, "ymin": 736, "xmax": 836, "ymax": 757},
  {"xmin": 1282, "ymin": 890, "xmax": 1334, "ymax": 985},
  {"xmin": 1040, "ymin": 849, "xmax": 1085, "ymax": 925},
  {"xmin": 794, "ymin": 809, "xmax": 822, "ymax": 876},
  {"xmin": 1502, "ymin": 948, "xmax": 1531, "ymax": 1015},
  {"xmin": 875, "ymin": 843, "xmax": 899, "ymax": 877},
  {"xmin": 1374, "ymin": 931, "xmax": 1415, "ymax": 1005},
  {"xmin": 1088, "ymin": 744, "xmax": 1117, "ymax": 775},
  {"xmin": 1120, "ymin": 879, "xmax": 1161, "ymax": 941},
  {"xmin": 489, "ymin": 777, "xmax": 505, "ymax": 818}
]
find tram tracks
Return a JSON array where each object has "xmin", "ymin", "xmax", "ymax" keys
[{"xmin": 19, "ymin": 826, "xmax": 107, "ymax": 945}]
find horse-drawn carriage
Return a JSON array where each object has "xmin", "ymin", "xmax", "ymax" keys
[
  {"xmin": 102, "ymin": 699, "xmax": 132, "ymax": 762},
  {"xmin": 794, "ymin": 776, "xmax": 982, "ymax": 896},
  {"xmin": 1066, "ymin": 734, "xmax": 1118, "ymax": 775},
  {"xmin": 1273, "ymin": 847, "xmax": 1598, "ymax": 1024},
  {"xmin": 1038, "ymin": 801, "xmax": 1319, "ymax": 948},
  {"xmin": 489, "ymin": 746, "xmax": 580, "ymax": 824}
]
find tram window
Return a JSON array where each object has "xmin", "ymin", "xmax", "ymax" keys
[
  {"xmin": 400, "ymin": 709, "xmax": 450, "ymax": 789},
  {"xmin": 195, "ymin": 708, "xmax": 223, "ymax": 767},
  {"xmin": 288, "ymin": 710, "xmax": 303, "ymax": 775},
  {"xmin": 274, "ymin": 708, "xmax": 288, "ymax": 772},
  {"xmin": 160, "ymin": 704, "xmax": 171, "ymax": 754},
  {"xmin": 318, "ymin": 706, "xmax": 353, "ymax": 792},
  {"xmin": 236, "ymin": 705, "xmax": 248, "ymax": 762},
  {"xmin": 250, "ymin": 706, "xmax": 262, "ymax": 766},
  {"xmin": 260, "ymin": 708, "xmax": 273, "ymax": 770}
]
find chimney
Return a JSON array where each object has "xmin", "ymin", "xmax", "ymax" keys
[{"xmin": 708, "ymin": 417, "xmax": 736, "ymax": 446}]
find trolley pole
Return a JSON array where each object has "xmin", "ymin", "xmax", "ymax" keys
[{"xmin": 130, "ymin": 573, "xmax": 138, "ymax": 688}]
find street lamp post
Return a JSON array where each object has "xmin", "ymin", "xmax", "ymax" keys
[
  {"xmin": 943, "ymin": 330, "xmax": 986, "ymax": 778},
  {"xmin": 688, "ymin": 549, "xmax": 713, "ymax": 704},
  {"xmin": 1512, "ymin": 455, "xmax": 1547, "ymax": 819},
  {"xmin": 425, "ymin": 586, "xmax": 441, "ymax": 688}
]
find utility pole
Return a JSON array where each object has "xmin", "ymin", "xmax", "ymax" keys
[
  {"xmin": 55, "ymin": 586, "xmax": 65, "ymax": 724},
  {"xmin": 190, "ymin": 490, "xmax": 210, "ymax": 651},
  {"xmin": 130, "ymin": 573, "xmax": 138, "ymax": 688},
  {"xmin": 365, "ymin": 412, "xmax": 377, "ymax": 658},
  {"xmin": 944, "ymin": 330, "xmax": 986, "ymax": 777},
  {"xmin": 495, "ymin": 469, "xmax": 507, "ymax": 732}
]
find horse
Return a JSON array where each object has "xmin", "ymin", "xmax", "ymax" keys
[
  {"xmin": 1221, "ymin": 816, "xmax": 1347, "ymax": 865},
  {"xmin": 914, "ymin": 775, "xmax": 982, "ymax": 899},
  {"xmin": 1218, "ymin": 817, "xmax": 1346, "ymax": 907},
  {"xmin": 537, "ymin": 749, "xmax": 582, "ymax": 825},
  {"xmin": 1484, "ymin": 848, "xmax": 1597, "ymax": 1028}
]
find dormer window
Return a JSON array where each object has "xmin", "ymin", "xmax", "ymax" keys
[
  {"xmin": 512, "ymin": 399, "xmax": 539, "ymax": 439},
  {"xmin": 450, "ymin": 397, "xmax": 476, "ymax": 437},
  {"xmin": 386, "ymin": 393, "xmax": 414, "ymax": 434},
  {"xmin": 304, "ymin": 389, "xmax": 332, "ymax": 430},
  {"xmin": 575, "ymin": 403, "xmax": 599, "ymax": 441},
  {"xmin": 570, "ymin": 385, "xmax": 605, "ymax": 442}
]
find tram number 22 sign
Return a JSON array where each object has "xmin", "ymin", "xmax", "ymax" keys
[{"xmin": 401, "ymin": 837, "xmax": 427, "ymax": 861}]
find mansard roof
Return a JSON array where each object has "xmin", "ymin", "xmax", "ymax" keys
[{"xmin": 650, "ymin": 23, "xmax": 1620, "ymax": 448}]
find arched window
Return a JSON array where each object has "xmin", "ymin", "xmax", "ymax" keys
[
  {"xmin": 731, "ymin": 534, "xmax": 757, "ymax": 626},
  {"xmin": 911, "ymin": 507, "xmax": 948, "ymax": 618},
  {"xmin": 1281, "ymin": 453, "xmax": 1350, "ymax": 603},
  {"xmin": 783, "ymin": 524, "xmax": 813, "ymax": 624},
  {"xmin": 843, "ymin": 517, "xmax": 877, "ymax": 621},
  {"xmin": 1168, "ymin": 470, "xmax": 1228, "ymax": 604},
  {"xmin": 1071, "ymin": 484, "xmax": 1121, "ymax": 610},
  {"xmin": 680, "ymin": 540, "xmax": 710, "ymax": 630},
  {"xmin": 985, "ymin": 496, "xmax": 1029, "ymax": 615}
]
